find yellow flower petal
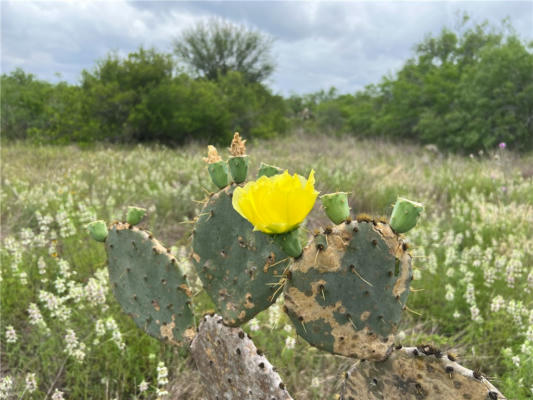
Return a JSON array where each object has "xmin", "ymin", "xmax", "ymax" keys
[{"xmin": 232, "ymin": 169, "xmax": 319, "ymax": 234}]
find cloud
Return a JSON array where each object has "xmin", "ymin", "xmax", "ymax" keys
[{"xmin": 2, "ymin": 1, "xmax": 532, "ymax": 94}]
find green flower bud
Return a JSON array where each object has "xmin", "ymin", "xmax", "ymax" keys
[
  {"xmin": 127, "ymin": 206, "xmax": 146, "ymax": 226},
  {"xmin": 257, "ymin": 162, "xmax": 283, "ymax": 178},
  {"xmin": 87, "ymin": 220, "xmax": 108, "ymax": 242},
  {"xmin": 208, "ymin": 161, "xmax": 230, "ymax": 189},
  {"xmin": 320, "ymin": 192, "xmax": 350, "ymax": 225},
  {"xmin": 273, "ymin": 228, "xmax": 303, "ymax": 258},
  {"xmin": 228, "ymin": 155, "xmax": 249, "ymax": 184},
  {"xmin": 390, "ymin": 197, "xmax": 424, "ymax": 233}
]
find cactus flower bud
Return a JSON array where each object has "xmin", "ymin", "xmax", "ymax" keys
[
  {"xmin": 204, "ymin": 145, "xmax": 230, "ymax": 189},
  {"xmin": 228, "ymin": 156, "xmax": 249, "ymax": 184},
  {"xmin": 127, "ymin": 206, "xmax": 146, "ymax": 226},
  {"xmin": 87, "ymin": 220, "xmax": 108, "ymax": 242},
  {"xmin": 320, "ymin": 192, "xmax": 350, "ymax": 225},
  {"xmin": 273, "ymin": 228, "xmax": 303, "ymax": 258},
  {"xmin": 257, "ymin": 162, "xmax": 283, "ymax": 178},
  {"xmin": 390, "ymin": 197, "xmax": 424, "ymax": 233}
]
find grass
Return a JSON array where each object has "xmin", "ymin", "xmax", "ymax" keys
[{"xmin": 1, "ymin": 133, "xmax": 532, "ymax": 399}]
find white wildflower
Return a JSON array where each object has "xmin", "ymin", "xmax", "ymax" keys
[
  {"xmin": 95, "ymin": 319, "xmax": 106, "ymax": 337},
  {"xmin": 51, "ymin": 388, "xmax": 65, "ymax": 400},
  {"xmin": 139, "ymin": 380, "xmax": 149, "ymax": 392},
  {"xmin": 85, "ymin": 277, "xmax": 107, "ymax": 306},
  {"xmin": 19, "ymin": 271, "xmax": 28, "ymax": 285},
  {"xmin": 38, "ymin": 256, "xmax": 47, "ymax": 275},
  {"xmin": 157, "ymin": 361, "xmax": 169, "ymax": 386},
  {"xmin": 470, "ymin": 305, "xmax": 482, "ymax": 323},
  {"xmin": 511, "ymin": 355, "xmax": 520, "ymax": 367},
  {"xmin": 0, "ymin": 376, "xmax": 13, "ymax": 399},
  {"xmin": 27, "ymin": 303, "xmax": 47, "ymax": 329},
  {"xmin": 490, "ymin": 295, "xmax": 505, "ymax": 313},
  {"xmin": 58, "ymin": 259, "xmax": 73, "ymax": 278},
  {"xmin": 5, "ymin": 325, "xmax": 17, "ymax": 343},
  {"xmin": 64, "ymin": 329, "xmax": 86, "ymax": 362},
  {"xmin": 285, "ymin": 336, "xmax": 296, "ymax": 349},
  {"xmin": 25, "ymin": 373, "xmax": 37, "ymax": 393},
  {"xmin": 248, "ymin": 318, "xmax": 260, "ymax": 331},
  {"xmin": 54, "ymin": 277, "xmax": 67, "ymax": 294},
  {"xmin": 444, "ymin": 284, "xmax": 455, "ymax": 301}
]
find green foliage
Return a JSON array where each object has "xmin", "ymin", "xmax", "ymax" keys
[
  {"xmin": 2, "ymin": 48, "xmax": 287, "ymax": 144},
  {"xmin": 295, "ymin": 18, "xmax": 533, "ymax": 152},
  {"xmin": 1, "ymin": 69, "xmax": 84, "ymax": 143},
  {"xmin": 80, "ymin": 47, "xmax": 175, "ymax": 142},
  {"xmin": 174, "ymin": 18, "xmax": 275, "ymax": 83}
]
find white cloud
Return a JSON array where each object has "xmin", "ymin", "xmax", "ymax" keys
[{"xmin": 2, "ymin": 1, "xmax": 532, "ymax": 94}]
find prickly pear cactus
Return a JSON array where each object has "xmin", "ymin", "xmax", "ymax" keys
[
  {"xmin": 106, "ymin": 222, "xmax": 195, "ymax": 346},
  {"xmin": 340, "ymin": 345, "xmax": 507, "ymax": 400},
  {"xmin": 191, "ymin": 314, "xmax": 293, "ymax": 400},
  {"xmin": 284, "ymin": 218, "xmax": 412, "ymax": 361},
  {"xmin": 87, "ymin": 132, "xmax": 508, "ymax": 399},
  {"xmin": 192, "ymin": 184, "xmax": 291, "ymax": 326}
]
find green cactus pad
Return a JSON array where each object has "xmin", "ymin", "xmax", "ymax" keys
[
  {"xmin": 228, "ymin": 156, "xmax": 249, "ymax": 184},
  {"xmin": 208, "ymin": 161, "xmax": 230, "ymax": 189},
  {"xmin": 105, "ymin": 223, "xmax": 195, "ymax": 346},
  {"xmin": 192, "ymin": 185, "xmax": 292, "ymax": 326},
  {"xmin": 341, "ymin": 345, "xmax": 506, "ymax": 400},
  {"xmin": 284, "ymin": 220, "xmax": 412, "ymax": 361}
]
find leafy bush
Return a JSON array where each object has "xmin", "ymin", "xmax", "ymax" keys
[
  {"xmin": 295, "ymin": 18, "xmax": 533, "ymax": 152},
  {"xmin": 2, "ymin": 48, "xmax": 287, "ymax": 145}
]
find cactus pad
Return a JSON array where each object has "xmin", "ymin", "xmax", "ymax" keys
[
  {"xmin": 284, "ymin": 219, "xmax": 412, "ymax": 361},
  {"xmin": 340, "ymin": 345, "xmax": 506, "ymax": 399},
  {"xmin": 191, "ymin": 314, "xmax": 293, "ymax": 400},
  {"xmin": 106, "ymin": 222, "xmax": 195, "ymax": 346},
  {"xmin": 192, "ymin": 185, "xmax": 291, "ymax": 326}
]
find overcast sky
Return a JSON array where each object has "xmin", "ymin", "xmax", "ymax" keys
[{"xmin": 2, "ymin": 1, "xmax": 532, "ymax": 95}]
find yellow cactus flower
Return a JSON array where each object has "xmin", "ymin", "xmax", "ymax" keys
[{"xmin": 232, "ymin": 170, "xmax": 318, "ymax": 234}]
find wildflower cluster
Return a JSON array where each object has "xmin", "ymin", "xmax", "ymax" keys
[
  {"xmin": 1, "ymin": 139, "xmax": 530, "ymax": 398},
  {"xmin": 1, "ymin": 145, "xmax": 207, "ymax": 397}
]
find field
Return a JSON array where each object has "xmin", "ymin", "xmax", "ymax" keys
[{"xmin": 1, "ymin": 134, "xmax": 532, "ymax": 399}]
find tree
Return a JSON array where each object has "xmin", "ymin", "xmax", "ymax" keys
[
  {"xmin": 80, "ymin": 47, "xmax": 175, "ymax": 142},
  {"xmin": 173, "ymin": 18, "xmax": 275, "ymax": 83}
]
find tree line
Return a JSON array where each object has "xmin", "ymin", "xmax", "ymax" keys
[{"xmin": 2, "ymin": 16, "xmax": 532, "ymax": 152}]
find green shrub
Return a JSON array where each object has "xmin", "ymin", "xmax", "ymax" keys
[
  {"xmin": 2, "ymin": 48, "xmax": 288, "ymax": 145},
  {"xmin": 295, "ymin": 18, "xmax": 533, "ymax": 153}
]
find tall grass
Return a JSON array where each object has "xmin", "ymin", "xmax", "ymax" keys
[{"xmin": 1, "ymin": 134, "xmax": 532, "ymax": 399}]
